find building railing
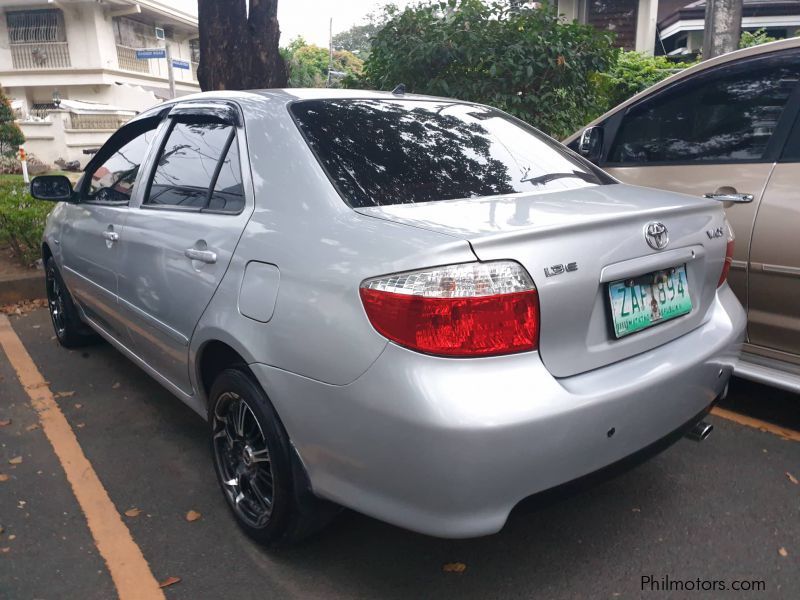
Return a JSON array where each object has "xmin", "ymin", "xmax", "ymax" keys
[
  {"xmin": 116, "ymin": 44, "xmax": 151, "ymax": 74},
  {"xmin": 10, "ymin": 42, "xmax": 71, "ymax": 69},
  {"xmin": 191, "ymin": 61, "xmax": 199, "ymax": 82},
  {"xmin": 69, "ymin": 113, "xmax": 133, "ymax": 130}
]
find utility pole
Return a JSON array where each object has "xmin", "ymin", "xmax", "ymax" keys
[
  {"xmin": 165, "ymin": 42, "xmax": 176, "ymax": 99},
  {"xmin": 703, "ymin": 0, "xmax": 743, "ymax": 60},
  {"xmin": 326, "ymin": 17, "xmax": 333, "ymax": 88}
]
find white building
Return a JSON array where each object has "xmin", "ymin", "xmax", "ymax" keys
[{"xmin": 0, "ymin": 0, "xmax": 201, "ymax": 167}]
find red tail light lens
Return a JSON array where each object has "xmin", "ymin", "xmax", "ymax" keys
[
  {"xmin": 360, "ymin": 261, "xmax": 539, "ymax": 357},
  {"xmin": 718, "ymin": 220, "xmax": 735, "ymax": 288}
]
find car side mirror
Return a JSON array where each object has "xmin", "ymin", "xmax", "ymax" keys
[
  {"xmin": 30, "ymin": 175, "xmax": 74, "ymax": 202},
  {"xmin": 578, "ymin": 126, "xmax": 604, "ymax": 164}
]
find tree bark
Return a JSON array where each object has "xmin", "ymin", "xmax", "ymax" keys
[
  {"xmin": 702, "ymin": 0, "xmax": 743, "ymax": 60},
  {"xmin": 197, "ymin": 0, "xmax": 288, "ymax": 91}
]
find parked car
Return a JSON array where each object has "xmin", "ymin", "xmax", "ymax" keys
[
  {"xmin": 566, "ymin": 37, "xmax": 800, "ymax": 394},
  {"xmin": 31, "ymin": 89, "xmax": 744, "ymax": 546}
]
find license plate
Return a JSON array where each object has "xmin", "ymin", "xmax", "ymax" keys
[{"xmin": 608, "ymin": 265, "xmax": 692, "ymax": 338}]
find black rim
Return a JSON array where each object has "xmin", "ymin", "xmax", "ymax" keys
[
  {"xmin": 46, "ymin": 265, "xmax": 67, "ymax": 338},
  {"xmin": 212, "ymin": 392, "xmax": 274, "ymax": 528}
]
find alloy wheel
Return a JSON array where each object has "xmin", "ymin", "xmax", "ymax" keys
[
  {"xmin": 211, "ymin": 391, "xmax": 275, "ymax": 528},
  {"xmin": 46, "ymin": 265, "xmax": 67, "ymax": 338}
]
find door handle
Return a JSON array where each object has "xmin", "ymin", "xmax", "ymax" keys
[
  {"xmin": 102, "ymin": 231, "xmax": 119, "ymax": 242},
  {"xmin": 703, "ymin": 192, "xmax": 754, "ymax": 203},
  {"xmin": 185, "ymin": 248, "xmax": 217, "ymax": 264}
]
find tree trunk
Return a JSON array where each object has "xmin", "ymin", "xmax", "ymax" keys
[
  {"xmin": 702, "ymin": 0, "xmax": 743, "ymax": 60},
  {"xmin": 197, "ymin": 0, "xmax": 288, "ymax": 91}
]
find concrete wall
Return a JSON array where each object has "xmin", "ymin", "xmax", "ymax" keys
[{"xmin": 19, "ymin": 112, "xmax": 118, "ymax": 168}]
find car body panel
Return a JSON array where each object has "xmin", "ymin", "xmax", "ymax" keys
[
  {"xmin": 249, "ymin": 285, "xmax": 744, "ymax": 537},
  {"xmin": 357, "ymin": 183, "xmax": 729, "ymax": 378},
  {"xmin": 748, "ymin": 162, "xmax": 800, "ymax": 358}
]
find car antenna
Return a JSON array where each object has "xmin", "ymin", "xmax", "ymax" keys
[{"xmin": 391, "ymin": 83, "xmax": 406, "ymax": 95}]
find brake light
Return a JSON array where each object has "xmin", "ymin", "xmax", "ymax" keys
[
  {"xmin": 718, "ymin": 219, "xmax": 735, "ymax": 288},
  {"xmin": 359, "ymin": 261, "xmax": 539, "ymax": 357}
]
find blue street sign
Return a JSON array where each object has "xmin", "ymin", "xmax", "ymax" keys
[
  {"xmin": 172, "ymin": 59, "xmax": 190, "ymax": 70},
  {"xmin": 135, "ymin": 48, "xmax": 166, "ymax": 60}
]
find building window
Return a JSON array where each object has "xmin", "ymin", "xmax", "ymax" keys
[{"xmin": 6, "ymin": 9, "xmax": 71, "ymax": 69}]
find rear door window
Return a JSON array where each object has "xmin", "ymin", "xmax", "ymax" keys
[
  {"xmin": 607, "ymin": 53, "xmax": 800, "ymax": 165},
  {"xmin": 290, "ymin": 99, "xmax": 610, "ymax": 208},
  {"xmin": 144, "ymin": 120, "xmax": 243, "ymax": 212}
]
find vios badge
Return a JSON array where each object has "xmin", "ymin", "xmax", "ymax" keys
[{"xmin": 645, "ymin": 222, "xmax": 669, "ymax": 250}]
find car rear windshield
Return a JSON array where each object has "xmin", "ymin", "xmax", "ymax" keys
[{"xmin": 290, "ymin": 99, "xmax": 610, "ymax": 208}]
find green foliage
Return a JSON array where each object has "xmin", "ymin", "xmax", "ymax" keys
[
  {"xmin": 354, "ymin": 0, "xmax": 617, "ymax": 138},
  {"xmin": 0, "ymin": 179, "xmax": 51, "ymax": 265},
  {"xmin": 331, "ymin": 7, "xmax": 393, "ymax": 58},
  {"xmin": 740, "ymin": 28, "xmax": 777, "ymax": 49},
  {"xmin": 0, "ymin": 86, "xmax": 24, "ymax": 158},
  {"xmin": 594, "ymin": 51, "xmax": 688, "ymax": 113},
  {"xmin": 282, "ymin": 37, "xmax": 364, "ymax": 88}
]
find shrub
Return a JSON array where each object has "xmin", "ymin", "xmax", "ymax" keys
[
  {"xmin": 740, "ymin": 28, "xmax": 777, "ymax": 49},
  {"xmin": 0, "ymin": 179, "xmax": 52, "ymax": 266},
  {"xmin": 593, "ymin": 51, "xmax": 689, "ymax": 114},
  {"xmin": 0, "ymin": 86, "xmax": 24, "ymax": 158},
  {"xmin": 355, "ymin": 0, "xmax": 617, "ymax": 138}
]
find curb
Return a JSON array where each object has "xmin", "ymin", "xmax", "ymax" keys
[{"xmin": 0, "ymin": 272, "xmax": 45, "ymax": 304}]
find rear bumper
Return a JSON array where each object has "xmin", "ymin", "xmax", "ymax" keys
[{"xmin": 250, "ymin": 285, "xmax": 746, "ymax": 538}]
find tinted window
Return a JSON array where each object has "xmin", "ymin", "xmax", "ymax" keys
[
  {"xmin": 207, "ymin": 138, "xmax": 245, "ymax": 213},
  {"xmin": 780, "ymin": 112, "xmax": 800, "ymax": 161},
  {"xmin": 291, "ymin": 99, "xmax": 608, "ymax": 208},
  {"xmin": 88, "ymin": 127, "xmax": 157, "ymax": 204},
  {"xmin": 145, "ymin": 121, "xmax": 233, "ymax": 209},
  {"xmin": 608, "ymin": 55, "xmax": 800, "ymax": 164}
]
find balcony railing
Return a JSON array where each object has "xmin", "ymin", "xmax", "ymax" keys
[
  {"xmin": 191, "ymin": 61, "xmax": 199, "ymax": 82},
  {"xmin": 11, "ymin": 42, "xmax": 71, "ymax": 69},
  {"xmin": 116, "ymin": 44, "xmax": 151, "ymax": 74}
]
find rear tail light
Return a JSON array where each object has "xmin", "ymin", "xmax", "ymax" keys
[
  {"xmin": 718, "ymin": 219, "xmax": 735, "ymax": 288},
  {"xmin": 359, "ymin": 261, "xmax": 539, "ymax": 357}
]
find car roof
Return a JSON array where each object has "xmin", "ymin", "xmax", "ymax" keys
[{"xmin": 564, "ymin": 35, "xmax": 800, "ymax": 143}]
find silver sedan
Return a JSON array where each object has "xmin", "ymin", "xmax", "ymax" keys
[{"xmin": 30, "ymin": 89, "xmax": 745, "ymax": 546}]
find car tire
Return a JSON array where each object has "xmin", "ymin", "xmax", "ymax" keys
[
  {"xmin": 45, "ymin": 258, "xmax": 98, "ymax": 348},
  {"xmin": 208, "ymin": 368, "xmax": 339, "ymax": 547}
]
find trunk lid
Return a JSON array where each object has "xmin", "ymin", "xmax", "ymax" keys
[{"xmin": 356, "ymin": 183, "xmax": 729, "ymax": 377}]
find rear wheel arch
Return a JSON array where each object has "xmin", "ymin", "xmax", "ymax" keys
[{"xmin": 196, "ymin": 340, "xmax": 250, "ymax": 407}]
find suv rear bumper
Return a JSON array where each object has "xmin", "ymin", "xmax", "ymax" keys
[{"xmin": 250, "ymin": 285, "xmax": 746, "ymax": 538}]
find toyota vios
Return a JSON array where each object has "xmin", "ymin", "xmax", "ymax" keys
[{"xmin": 31, "ymin": 90, "xmax": 745, "ymax": 546}]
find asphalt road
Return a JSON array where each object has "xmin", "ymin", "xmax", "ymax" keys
[{"xmin": 1, "ymin": 308, "xmax": 799, "ymax": 599}]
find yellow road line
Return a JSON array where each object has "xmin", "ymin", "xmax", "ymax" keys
[
  {"xmin": 0, "ymin": 314, "xmax": 165, "ymax": 600},
  {"xmin": 711, "ymin": 406, "xmax": 800, "ymax": 442}
]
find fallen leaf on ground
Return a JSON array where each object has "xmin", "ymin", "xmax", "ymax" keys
[
  {"xmin": 786, "ymin": 472, "xmax": 798, "ymax": 485},
  {"xmin": 0, "ymin": 474, "xmax": 9, "ymax": 482},
  {"xmin": 185, "ymin": 510, "xmax": 201, "ymax": 522},
  {"xmin": 442, "ymin": 562, "xmax": 467, "ymax": 574},
  {"xmin": 76, "ymin": 423, "xmax": 85, "ymax": 429},
  {"xmin": 74, "ymin": 404, "xmax": 82, "ymax": 409},
  {"xmin": 631, "ymin": 508, "xmax": 641, "ymax": 512},
  {"xmin": 24, "ymin": 381, "xmax": 49, "ymax": 391},
  {"xmin": 0, "ymin": 419, "xmax": 10, "ymax": 427},
  {"xmin": 0, "ymin": 299, "xmax": 47, "ymax": 315},
  {"xmin": 778, "ymin": 547, "xmax": 788, "ymax": 557},
  {"xmin": 7, "ymin": 535, "xmax": 15, "ymax": 541},
  {"xmin": 0, "ymin": 547, "xmax": 9, "ymax": 554},
  {"xmin": 124, "ymin": 508, "xmax": 141, "ymax": 518},
  {"xmin": 53, "ymin": 391, "xmax": 75, "ymax": 399},
  {"xmin": 159, "ymin": 576, "xmax": 181, "ymax": 588},
  {"xmin": 8, "ymin": 457, "xmax": 22, "ymax": 465},
  {"xmin": 25, "ymin": 423, "xmax": 39, "ymax": 431},
  {"xmin": 112, "ymin": 382, "xmax": 121, "ymax": 389}
]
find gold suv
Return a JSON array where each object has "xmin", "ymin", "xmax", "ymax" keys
[{"xmin": 567, "ymin": 38, "xmax": 800, "ymax": 393}]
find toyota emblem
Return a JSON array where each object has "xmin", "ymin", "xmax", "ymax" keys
[{"xmin": 645, "ymin": 222, "xmax": 669, "ymax": 250}]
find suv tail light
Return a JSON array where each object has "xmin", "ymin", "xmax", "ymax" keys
[
  {"xmin": 718, "ymin": 219, "xmax": 735, "ymax": 288},
  {"xmin": 359, "ymin": 261, "xmax": 539, "ymax": 357}
]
